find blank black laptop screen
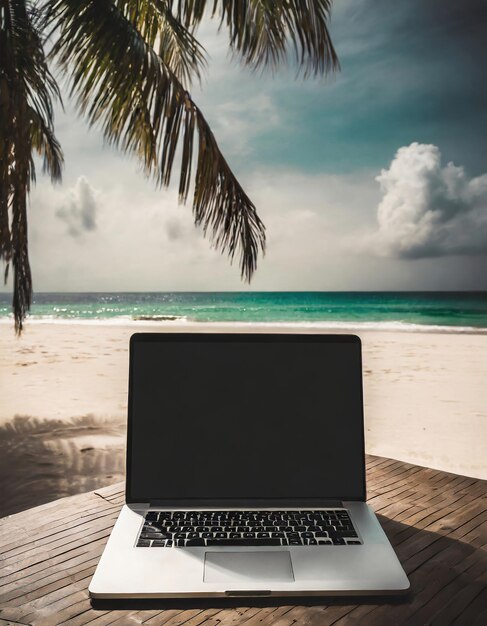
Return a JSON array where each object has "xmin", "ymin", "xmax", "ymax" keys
[{"xmin": 127, "ymin": 334, "xmax": 365, "ymax": 503}]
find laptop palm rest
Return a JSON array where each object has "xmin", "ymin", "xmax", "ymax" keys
[{"xmin": 203, "ymin": 552, "xmax": 294, "ymax": 584}]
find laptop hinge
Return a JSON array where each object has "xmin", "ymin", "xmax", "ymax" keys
[
  {"xmin": 127, "ymin": 502, "xmax": 150, "ymax": 512},
  {"xmin": 143, "ymin": 500, "xmax": 344, "ymax": 509}
]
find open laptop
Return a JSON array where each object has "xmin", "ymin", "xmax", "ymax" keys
[{"xmin": 89, "ymin": 332, "xmax": 409, "ymax": 598}]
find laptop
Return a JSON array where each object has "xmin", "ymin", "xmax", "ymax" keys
[{"xmin": 89, "ymin": 332, "xmax": 409, "ymax": 598}]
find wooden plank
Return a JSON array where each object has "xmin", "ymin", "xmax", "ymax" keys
[
  {"xmin": 1, "ymin": 512, "xmax": 117, "ymax": 565},
  {"xmin": 0, "ymin": 537, "xmax": 108, "ymax": 590},
  {"xmin": 2, "ymin": 560, "xmax": 98, "ymax": 607},
  {"xmin": 455, "ymin": 587, "xmax": 487, "ymax": 626},
  {"xmin": 0, "ymin": 496, "xmax": 113, "ymax": 556}
]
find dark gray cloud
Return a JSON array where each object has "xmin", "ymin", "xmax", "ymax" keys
[
  {"xmin": 56, "ymin": 176, "xmax": 97, "ymax": 237},
  {"xmin": 366, "ymin": 143, "xmax": 487, "ymax": 258}
]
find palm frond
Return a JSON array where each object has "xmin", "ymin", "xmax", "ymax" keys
[
  {"xmin": 153, "ymin": 0, "xmax": 207, "ymax": 86},
  {"xmin": 175, "ymin": 0, "xmax": 339, "ymax": 77},
  {"xmin": 174, "ymin": 0, "xmax": 208, "ymax": 28},
  {"xmin": 29, "ymin": 105, "xmax": 64, "ymax": 182},
  {"xmin": 11, "ymin": 136, "xmax": 33, "ymax": 335},
  {"xmin": 46, "ymin": 0, "xmax": 265, "ymax": 280},
  {"xmin": 0, "ymin": 0, "xmax": 63, "ymax": 332}
]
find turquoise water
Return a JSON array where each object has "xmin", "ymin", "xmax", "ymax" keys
[{"xmin": 1, "ymin": 292, "xmax": 486, "ymax": 330}]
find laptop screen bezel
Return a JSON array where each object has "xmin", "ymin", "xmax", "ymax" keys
[{"xmin": 125, "ymin": 332, "xmax": 367, "ymax": 506}]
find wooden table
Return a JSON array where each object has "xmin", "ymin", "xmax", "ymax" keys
[{"xmin": 1, "ymin": 455, "xmax": 486, "ymax": 626}]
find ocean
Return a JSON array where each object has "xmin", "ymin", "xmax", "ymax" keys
[{"xmin": 1, "ymin": 291, "xmax": 486, "ymax": 331}]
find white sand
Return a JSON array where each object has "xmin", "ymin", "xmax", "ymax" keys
[{"xmin": 1, "ymin": 321, "xmax": 486, "ymax": 479}]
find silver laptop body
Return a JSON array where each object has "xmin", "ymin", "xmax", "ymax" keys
[{"xmin": 89, "ymin": 332, "xmax": 409, "ymax": 598}]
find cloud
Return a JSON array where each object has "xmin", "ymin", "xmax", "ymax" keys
[
  {"xmin": 364, "ymin": 142, "xmax": 487, "ymax": 258},
  {"xmin": 209, "ymin": 94, "xmax": 280, "ymax": 157},
  {"xmin": 56, "ymin": 176, "xmax": 98, "ymax": 237},
  {"xmin": 0, "ymin": 157, "xmax": 483, "ymax": 293},
  {"xmin": 165, "ymin": 216, "xmax": 186, "ymax": 241}
]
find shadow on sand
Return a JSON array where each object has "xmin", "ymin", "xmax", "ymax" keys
[{"xmin": 0, "ymin": 415, "xmax": 126, "ymax": 517}]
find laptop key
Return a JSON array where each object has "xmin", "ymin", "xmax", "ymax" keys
[
  {"xmin": 148, "ymin": 532, "xmax": 172, "ymax": 540},
  {"xmin": 185, "ymin": 539, "xmax": 205, "ymax": 547},
  {"xmin": 206, "ymin": 539, "xmax": 280, "ymax": 547},
  {"xmin": 140, "ymin": 532, "xmax": 161, "ymax": 539},
  {"xmin": 137, "ymin": 539, "xmax": 151, "ymax": 547}
]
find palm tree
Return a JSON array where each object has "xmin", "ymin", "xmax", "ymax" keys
[
  {"xmin": 1, "ymin": 0, "xmax": 338, "ymax": 332},
  {"xmin": 1, "ymin": 0, "xmax": 63, "ymax": 332}
]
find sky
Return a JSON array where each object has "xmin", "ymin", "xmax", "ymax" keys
[{"xmin": 5, "ymin": 0, "xmax": 487, "ymax": 292}]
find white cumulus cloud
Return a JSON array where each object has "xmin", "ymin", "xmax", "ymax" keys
[
  {"xmin": 56, "ymin": 176, "xmax": 98, "ymax": 237},
  {"xmin": 365, "ymin": 142, "xmax": 487, "ymax": 258}
]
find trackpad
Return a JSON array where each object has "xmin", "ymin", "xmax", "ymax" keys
[{"xmin": 204, "ymin": 551, "xmax": 294, "ymax": 583}]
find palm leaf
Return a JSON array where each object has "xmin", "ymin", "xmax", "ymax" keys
[
  {"xmin": 45, "ymin": 0, "xmax": 266, "ymax": 280},
  {"xmin": 153, "ymin": 0, "xmax": 208, "ymax": 86},
  {"xmin": 0, "ymin": 0, "xmax": 63, "ymax": 332},
  {"xmin": 176, "ymin": 0, "xmax": 339, "ymax": 77},
  {"xmin": 29, "ymin": 105, "xmax": 64, "ymax": 182}
]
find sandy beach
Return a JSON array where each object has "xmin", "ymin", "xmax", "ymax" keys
[{"xmin": 1, "ymin": 320, "xmax": 486, "ymax": 516}]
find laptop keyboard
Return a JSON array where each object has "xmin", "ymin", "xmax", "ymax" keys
[{"xmin": 136, "ymin": 509, "xmax": 361, "ymax": 547}]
